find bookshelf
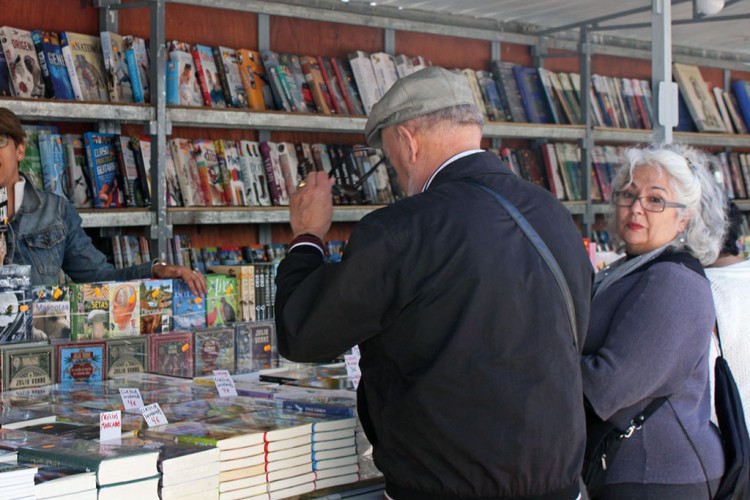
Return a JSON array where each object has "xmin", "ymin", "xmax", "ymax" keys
[{"xmin": 2, "ymin": 0, "xmax": 749, "ymax": 254}]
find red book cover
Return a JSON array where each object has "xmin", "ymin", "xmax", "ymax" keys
[
  {"xmin": 148, "ymin": 331, "xmax": 194, "ymax": 379},
  {"xmin": 190, "ymin": 46, "xmax": 211, "ymax": 107}
]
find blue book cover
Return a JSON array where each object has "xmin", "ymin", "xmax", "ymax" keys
[
  {"xmin": 676, "ymin": 90, "xmax": 698, "ymax": 132},
  {"xmin": 125, "ymin": 48, "xmax": 144, "ymax": 103},
  {"xmin": 30, "ymin": 30, "xmax": 53, "ymax": 98},
  {"xmin": 172, "ymin": 279, "xmax": 206, "ymax": 332},
  {"xmin": 82, "ymin": 132, "xmax": 123, "ymax": 208},
  {"xmin": 731, "ymin": 80, "xmax": 750, "ymax": 132},
  {"xmin": 166, "ymin": 59, "xmax": 179, "ymax": 105},
  {"xmin": 38, "ymin": 133, "xmax": 67, "ymax": 197},
  {"xmin": 56, "ymin": 342, "xmax": 105, "ymax": 384},
  {"xmin": 38, "ymin": 31, "xmax": 75, "ymax": 100},
  {"xmin": 512, "ymin": 66, "xmax": 554, "ymax": 124}
]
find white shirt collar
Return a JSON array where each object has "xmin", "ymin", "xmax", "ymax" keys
[
  {"xmin": 422, "ymin": 149, "xmax": 484, "ymax": 192},
  {"xmin": 14, "ymin": 177, "xmax": 25, "ymax": 214}
]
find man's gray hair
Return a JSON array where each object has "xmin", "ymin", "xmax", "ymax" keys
[{"xmin": 405, "ymin": 104, "xmax": 484, "ymax": 133}]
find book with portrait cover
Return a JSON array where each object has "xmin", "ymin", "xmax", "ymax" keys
[
  {"xmin": 236, "ymin": 48, "xmax": 272, "ymax": 111},
  {"xmin": 0, "ymin": 265, "xmax": 33, "ymax": 344},
  {"xmin": 32, "ymin": 30, "xmax": 75, "ymax": 100},
  {"xmin": 148, "ymin": 331, "xmax": 194, "ymax": 379},
  {"xmin": 168, "ymin": 42, "xmax": 202, "ymax": 107},
  {"xmin": 238, "ymin": 140, "xmax": 272, "ymax": 207},
  {"xmin": 193, "ymin": 138, "xmax": 227, "ymax": 206},
  {"xmin": 38, "ymin": 133, "xmax": 67, "ymax": 197},
  {"xmin": 100, "ymin": 31, "xmax": 133, "ymax": 103},
  {"xmin": 59, "ymin": 31, "xmax": 109, "ymax": 102},
  {"xmin": 1, "ymin": 342, "xmax": 54, "ymax": 391},
  {"xmin": 55, "ymin": 340, "xmax": 106, "ymax": 385},
  {"xmin": 192, "ymin": 44, "xmax": 225, "ymax": 108},
  {"xmin": 234, "ymin": 321, "xmax": 277, "ymax": 374},
  {"xmin": 193, "ymin": 327, "xmax": 235, "ymax": 376},
  {"xmin": 82, "ymin": 132, "xmax": 124, "ymax": 208},
  {"xmin": 139, "ymin": 279, "xmax": 173, "ymax": 335},
  {"xmin": 70, "ymin": 282, "xmax": 110, "ymax": 341},
  {"xmin": 672, "ymin": 63, "xmax": 725, "ymax": 133},
  {"xmin": 0, "ymin": 26, "xmax": 46, "ymax": 98},
  {"xmin": 169, "ymin": 138, "xmax": 208, "ymax": 207},
  {"xmin": 106, "ymin": 336, "xmax": 147, "ymax": 379},
  {"xmin": 109, "ymin": 282, "xmax": 140, "ymax": 337},
  {"xmin": 31, "ymin": 284, "xmax": 71, "ymax": 343},
  {"xmin": 61, "ymin": 134, "xmax": 93, "ymax": 209}
]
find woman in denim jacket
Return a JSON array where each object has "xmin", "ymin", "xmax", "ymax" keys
[{"xmin": 0, "ymin": 107, "xmax": 206, "ymax": 296}]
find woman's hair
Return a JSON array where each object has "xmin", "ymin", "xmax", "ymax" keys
[
  {"xmin": 610, "ymin": 143, "xmax": 727, "ymax": 265},
  {"xmin": 0, "ymin": 107, "xmax": 25, "ymax": 146},
  {"xmin": 720, "ymin": 202, "xmax": 743, "ymax": 256}
]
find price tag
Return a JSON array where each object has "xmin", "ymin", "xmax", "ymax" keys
[
  {"xmin": 99, "ymin": 410, "xmax": 122, "ymax": 442},
  {"xmin": 344, "ymin": 349, "xmax": 362, "ymax": 390},
  {"xmin": 140, "ymin": 403, "xmax": 168, "ymax": 427},
  {"xmin": 213, "ymin": 370, "xmax": 238, "ymax": 397},
  {"xmin": 119, "ymin": 388, "xmax": 145, "ymax": 413}
]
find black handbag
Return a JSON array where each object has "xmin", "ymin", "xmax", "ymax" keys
[{"xmin": 712, "ymin": 324, "xmax": 750, "ymax": 500}]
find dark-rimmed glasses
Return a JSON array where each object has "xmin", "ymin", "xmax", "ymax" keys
[
  {"xmin": 613, "ymin": 190, "xmax": 686, "ymax": 213},
  {"xmin": 0, "ymin": 135, "xmax": 10, "ymax": 149}
]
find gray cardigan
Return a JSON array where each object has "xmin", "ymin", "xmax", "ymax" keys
[{"xmin": 581, "ymin": 256, "xmax": 724, "ymax": 485}]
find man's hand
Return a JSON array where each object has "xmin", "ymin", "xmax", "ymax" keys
[
  {"xmin": 153, "ymin": 264, "xmax": 208, "ymax": 296},
  {"xmin": 287, "ymin": 171, "xmax": 334, "ymax": 239}
]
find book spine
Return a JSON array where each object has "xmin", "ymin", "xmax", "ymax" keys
[
  {"xmin": 125, "ymin": 48, "xmax": 144, "ymax": 103},
  {"xmin": 212, "ymin": 46, "xmax": 233, "ymax": 107},
  {"xmin": 59, "ymin": 33, "xmax": 84, "ymax": 101},
  {"xmin": 113, "ymin": 137, "xmax": 138, "ymax": 208},
  {"xmin": 30, "ymin": 30, "xmax": 54, "ymax": 99},
  {"xmin": 190, "ymin": 47, "xmax": 212, "ymax": 107},
  {"xmin": 317, "ymin": 56, "xmax": 342, "ymax": 114},
  {"xmin": 166, "ymin": 59, "xmax": 179, "ymax": 106}
]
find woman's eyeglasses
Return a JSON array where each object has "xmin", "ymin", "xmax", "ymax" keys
[
  {"xmin": 0, "ymin": 135, "xmax": 11, "ymax": 149},
  {"xmin": 613, "ymin": 190, "xmax": 686, "ymax": 213}
]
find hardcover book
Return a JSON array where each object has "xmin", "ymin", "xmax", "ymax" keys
[
  {"xmin": 169, "ymin": 138, "xmax": 208, "ymax": 207},
  {"xmin": 172, "ymin": 278, "xmax": 207, "ymax": 332},
  {"xmin": 148, "ymin": 331, "xmax": 194, "ymax": 379},
  {"xmin": 236, "ymin": 48, "xmax": 272, "ymax": 111},
  {"xmin": 100, "ymin": 31, "xmax": 133, "ymax": 103},
  {"xmin": 193, "ymin": 138, "xmax": 227, "ymax": 206},
  {"xmin": 31, "ymin": 463, "xmax": 97, "ymax": 499},
  {"xmin": 0, "ymin": 265, "xmax": 33, "ymax": 344},
  {"xmin": 109, "ymin": 282, "xmax": 140, "ymax": 337},
  {"xmin": 731, "ymin": 80, "xmax": 750, "ymax": 134},
  {"xmin": 138, "ymin": 420, "xmax": 268, "ymax": 450},
  {"xmin": 33, "ymin": 31, "xmax": 75, "ymax": 100},
  {"xmin": 168, "ymin": 44, "xmax": 202, "ymax": 107},
  {"xmin": 238, "ymin": 140, "xmax": 272, "ymax": 207},
  {"xmin": 38, "ymin": 133, "xmax": 67, "ymax": 197},
  {"xmin": 672, "ymin": 63, "xmax": 726, "ymax": 133},
  {"xmin": 0, "ymin": 26, "xmax": 46, "ymax": 98},
  {"xmin": 70, "ymin": 282, "xmax": 110, "ymax": 341},
  {"xmin": 61, "ymin": 134, "xmax": 93, "ymax": 208},
  {"xmin": 59, "ymin": 31, "xmax": 109, "ymax": 102},
  {"xmin": 194, "ymin": 327, "xmax": 235, "ymax": 376},
  {"xmin": 234, "ymin": 321, "xmax": 277, "ymax": 373},
  {"xmin": 138, "ymin": 279, "xmax": 172, "ymax": 334},
  {"xmin": 2, "ymin": 342, "xmax": 54, "ymax": 390},
  {"xmin": 207, "ymin": 265, "xmax": 255, "ymax": 322},
  {"xmin": 106, "ymin": 336, "xmax": 147, "ymax": 379},
  {"xmin": 55, "ymin": 341, "xmax": 106, "ymax": 385},
  {"xmin": 31, "ymin": 284, "xmax": 71, "ymax": 343},
  {"xmin": 513, "ymin": 66, "xmax": 554, "ymax": 124},
  {"xmin": 192, "ymin": 44, "xmax": 226, "ymax": 108},
  {"xmin": 215, "ymin": 46, "xmax": 247, "ymax": 108},
  {"xmin": 490, "ymin": 60, "xmax": 527, "ymax": 123},
  {"xmin": 82, "ymin": 132, "xmax": 124, "ymax": 208}
]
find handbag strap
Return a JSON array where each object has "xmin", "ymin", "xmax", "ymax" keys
[{"xmin": 463, "ymin": 179, "xmax": 579, "ymax": 352}]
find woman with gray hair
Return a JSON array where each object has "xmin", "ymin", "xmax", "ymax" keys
[{"xmin": 581, "ymin": 143, "xmax": 727, "ymax": 499}]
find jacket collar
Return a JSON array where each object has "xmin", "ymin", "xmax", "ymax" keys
[
  {"xmin": 16, "ymin": 172, "xmax": 41, "ymax": 216},
  {"xmin": 426, "ymin": 150, "xmax": 513, "ymax": 191}
]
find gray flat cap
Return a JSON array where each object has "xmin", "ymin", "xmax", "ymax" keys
[{"xmin": 364, "ymin": 66, "xmax": 476, "ymax": 148}]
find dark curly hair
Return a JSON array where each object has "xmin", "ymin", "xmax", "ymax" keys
[{"xmin": 720, "ymin": 201, "xmax": 743, "ymax": 256}]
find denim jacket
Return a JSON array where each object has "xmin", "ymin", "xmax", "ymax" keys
[{"xmin": 8, "ymin": 176, "xmax": 152, "ymax": 286}]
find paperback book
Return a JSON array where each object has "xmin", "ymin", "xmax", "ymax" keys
[
  {"xmin": 0, "ymin": 26, "xmax": 46, "ymax": 98},
  {"xmin": 172, "ymin": 278, "xmax": 207, "ymax": 331},
  {"xmin": 59, "ymin": 31, "xmax": 109, "ymax": 102}
]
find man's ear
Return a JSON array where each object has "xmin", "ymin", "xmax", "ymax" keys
[{"xmin": 396, "ymin": 124, "xmax": 418, "ymax": 163}]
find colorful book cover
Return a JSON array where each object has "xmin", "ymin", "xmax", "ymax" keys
[
  {"xmin": 138, "ymin": 279, "xmax": 173, "ymax": 334},
  {"xmin": 148, "ymin": 331, "xmax": 194, "ymax": 379},
  {"xmin": 0, "ymin": 26, "xmax": 46, "ymax": 98},
  {"xmin": 234, "ymin": 321, "xmax": 277, "ymax": 373},
  {"xmin": 59, "ymin": 31, "xmax": 109, "ymax": 102},
  {"xmin": 512, "ymin": 65, "xmax": 554, "ymax": 124},
  {"xmin": 165, "ymin": 144, "xmax": 183, "ymax": 207},
  {"xmin": 100, "ymin": 31, "xmax": 133, "ymax": 103},
  {"xmin": 192, "ymin": 139, "xmax": 226, "ymax": 206},
  {"xmin": 55, "ymin": 341, "xmax": 106, "ymax": 384},
  {"xmin": 30, "ymin": 29, "xmax": 55, "ymax": 99},
  {"xmin": 238, "ymin": 140, "xmax": 272, "ymax": 207},
  {"xmin": 236, "ymin": 48, "xmax": 271, "ymax": 111},
  {"xmin": 82, "ymin": 132, "xmax": 124, "ymax": 208},
  {"xmin": 216, "ymin": 46, "xmax": 247, "ymax": 108},
  {"xmin": 205, "ymin": 274, "xmax": 237, "ymax": 328},
  {"xmin": 31, "ymin": 285, "xmax": 71, "ymax": 343},
  {"xmin": 207, "ymin": 264, "xmax": 254, "ymax": 322},
  {"xmin": 193, "ymin": 327, "xmax": 235, "ymax": 376},
  {"xmin": 0, "ymin": 265, "xmax": 33, "ymax": 344},
  {"xmin": 280, "ymin": 53, "xmax": 316, "ymax": 113},
  {"xmin": 215, "ymin": 139, "xmax": 246, "ymax": 206},
  {"xmin": 129, "ymin": 136, "xmax": 152, "ymax": 205},
  {"xmin": 258, "ymin": 141, "xmax": 289, "ymax": 206},
  {"xmin": 106, "ymin": 335, "xmax": 148, "ymax": 379},
  {"xmin": 330, "ymin": 56, "xmax": 365, "ymax": 116},
  {"xmin": 35, "ymin": 31, "xmax": 74, "ymax": 100},
  {"xmin": 113, "ymin": 134, "xmax": 141, "ymax": 208},
  {"xmin": 109, "ymin": 282, "xmax": 140, "ymax": 337},
  {"xmin": 61, "ymin": 134, "xmax": 93, "ymax": 208},
  {"xmin": 172, "ymin": 278, "xmax": 206, "ymax": 332},
  {"xmin": 70, "ymin": 282, "xmax": 110, "ymax": 341},
  {"xmin": 123, "ymin": 35, "xmax": 149, "ymax": 103},
  {"xmin": 169, "ymin": 138, "xmax": 207, "ymax": 207},
  {"xmin": 124, "ymin": 47, "xmax": 143, "ymax": 103},
  {"xmin": 490, "ymin": 61, "xmax": 527, "ymax": 123},
  {"xmin": 2, "ymin": 342, "xmax": 54, "ymax": 390},
  {"xmin": 38, "ymin": 133, "xmax": 67, "ymax": 197},
  {"xmin": 20, "ymin": 124, "xmax": 59, "ymax": 193},
  {"xmin": 168, "ymin": 46, "xmax": 202, "ymax": 107},
  {"xmin": 193, "ymin": 44, "xmax": 225, "ymax": 108}
]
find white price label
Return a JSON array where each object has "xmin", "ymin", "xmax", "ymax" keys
[
  {"xmin": 140, "ymin": 403, "xmax": 168, "ymax": 427},
  {"xmin": 344, "ymin": 353, "xmax": 362, "ymax": 390},
  {"xmin": 99, "ymin": 410, "xmax": 122, "ymax": 442},
  {"xmin": 213, "ymin": 370, "xmax": 238, "ymax": 397},
  {"xmin": 119, "ymin": 388, "xmax": 145, "ymax": 413}
]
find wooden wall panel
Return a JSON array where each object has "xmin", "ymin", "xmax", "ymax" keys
[
  {"xmin": 1, "ymin": 0, "xmax": 98, "ymax": 34},
  {"xmin": 271, "ymin": 17, "xmax": 382, "ymax": 56},
  {"xmin": 395, "ymin": 31, "xmax": 490, "ymax": 70}
]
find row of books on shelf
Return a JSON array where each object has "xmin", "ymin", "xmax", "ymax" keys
[
  {"xmin": 20, "ymin": 122, "xmax": 400, "ymax": 209},
  {"xmin": 0, "ymin": 367, "xmax": 374, "ymax": 499},
  {"xmin": 0, "ymin": 264, "xmax": 278, "ymax": 347},
  {"xmin": 6, "ymin": 24, "xmax": 750, "ymax": 135}
]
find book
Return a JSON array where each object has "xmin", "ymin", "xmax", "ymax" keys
[
  {"xmin": 1, "ymin": 342, "xmax": 54, "ymax": 391},
  {"xmin": 61, "ymin": 134, "xmax": 93, "ymax": 208},
  {"xmin": 32, "ymin": 30, "xmax": 75, "ymax": 100},
  {"xmin": 82, "ymin": 132, "xmax": 124, "ymax": 208},
  {"xmin": 330, "ymin": 56, "xmax": 365, "ymax": 116},
  {"xmin": 114, "ymin": 434, "xmax": 220, "ymax": 482},
  {"xmin": 369, "ymin": 52, "xmax": 399, "ymax": 97},
  {"xmin": 205, "ymin": 273, "xmax": 238, "ymax": 327},
  {"xmin": 672, "ymin": 63, "xmax": 726, "ymax": 133},
  {"xmin": 731, "ymin": 80, "xmax": 750, "ymax": 134},
  {"xmin": 299, "ymin": 55, "xmax": 332, "ymax": 114},
  {"xmin": 192, "ymin": 44, "xmax": 225, "ymax": 108},
  {"xmin": 513, "ymin": 66, "xmax": 554, "ymax": 124},
  {"xmin": 32, "ymin": 463, "xmax": 97, "ymax": 499},
  {"xmin": 138, "ymin": 279, "xmax": 172, "ymax": 334},
  {"xmin": 138, "ymin": 420, "xmax": 267, "ymax": 450},
  {"xmin": 100, "ymin": 31, "xmax": 133, "ymax": 103},
  {"xmin": 113, "ymin": 135, "xmax": 141, "ymax": 208},
  {"xmin": 194, "ymin": 327, "xmax": 236, "ymax": 376},
  {"xmin": 172, "ymin": 278, "xmax": 207, "ymax": 332},
  {"xmin": 0, "ymin": 50, "xmax": 13, "ymax": 96},
  {"xmin": 18, "ymin": 438, "xmax": 159, "ymax": 486},
  {"xmin": 122, "ymin": 35, "xmax": 149, "ymax": 103},
  {"xmin": 259, "ymin": 141, "xmax": 289, "ymax": 206},
  {"xmin": 31, "ymin": 284, "xmax": 71, "ymax": 343},
  {"xmin": 168, "ymin": 43, "xmax": 202, "ymax": 107},
  {"xmin": 106, "ymin": 336, "xmax": 148, "ymax": 379},
  {"xmin": 347, "ymin": 51, "xmax": 382, "ymax": 114},
  {"xmin": 109, "ymin": 282, "xmax": 140, "ymax": 337},
  {"xmin": 169, "ymin": 138, "xmax": 208, "ymax": 207},
  {"xmin": 207, "ymin": 265, "xmax": 255, "ymax": 322},
  {"xmin": 490, "ymin": 61, "xmax": 526, "ymax": 123},
  {"xmin": 148, "ymin": 331, "xmax": 194, "ymax": 378},
  {"xmin": 318, "ymin": 56, "xmax": 349, "ymax": 115},
  {"xmin": 59, "ymin": 31, "xmax": 109, "ymax": 102},
  {"xmin": 0, "ymin": 26, "xmax": 46, "ymax": 98},
  {"xmin": 234, "ymin": 321, "xmax": 277, "ymax": 373},
  {"xmin": 55, "ymin": 341, "xmax": 106, "ymax": 384},
  {"xmin": 0, "ymin": 462, "xmax": 37, "ymax": 490},
  {"xmin": 236, "ymin": 48, "xmax": 272, "ymax": 111},
  {"xmin": 261, "ymin": 50, "xmax": 293, "ymax": 111},
  {"xmin": 476, "ymin": 69, "xmax": 506, "ymax": 122},
  {"xmin": 536, "ymin": 67, "xmax": 564, "ymax": 124},
  {"xmin": 38, "ymin": 133, "xmax": 67, "ymax": 197},
  {"xmin": 193, "ymin": 138, "xmax": 227, "ymax": 206},
  {"xmin": 0, "ymin": 407, "xmax": 55, "ymax": 430},
  {"xmin": 0, "ymin": 265, "xmax": 33, "ymax": 344},
  {"xmin": 129, "ymin": 136, "xmax": 152, "ymax": 205},
  {"xmin": 70, "ymin": 282, "xmax": 110, "ymax": 340},
  {"xmin": 723, "ymin": 90, "xmax": 749, "ymax": 134},
  {"xmin": 215, "ymin": 46, "xmax": 247, "ymax": 108},
  {"xmin": 20, "ymin": 124, "xmax": 58, "ymax": 192},
  {"xmin": 280, "ymin": 53, "xmax": 316, "ymax": 113},
  {"xmin": 214, "ymin": 139, "xmax": 245, "ymax": 206},
  {"xmin": 238, "ymin": 140, "xmax": 272, "ymax": 207},
  {"xmin": 539, "ymin": 143, "xmax": 565, "ymax": 200}
]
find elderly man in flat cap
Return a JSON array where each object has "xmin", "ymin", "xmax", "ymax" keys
[{"xmin": 275, "ymin": 66, "xmax": 592, "ymax": 500}]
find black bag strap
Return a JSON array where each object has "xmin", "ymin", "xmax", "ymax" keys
[
  {"xmin": 463, "ymin": 179, "xmax": 579, "ymax": 352},
  {"xmin": 620, "ymin": 396, "xmax": 668, "ymax": 438}
]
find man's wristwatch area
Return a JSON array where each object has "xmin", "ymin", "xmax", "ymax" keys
[{"xmin": 289, "ymin": 233, "xmax": 327, "ymax": 257}]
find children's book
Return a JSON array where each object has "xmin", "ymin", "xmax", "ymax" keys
[
  {"xmin": 0, "ymin": 26, "xmax": 46, "ymax": 98},
  {"xmin": 55, "ymin": 341, "xmax": 106, "ymax": 385},
  {"xmin": 205, "ymin": 274, "xmax": 238, "ymax": 328},
  {"xmin": 59, "ymin": 31, "xmax": 109, "ymax": 102},
  {"xmin": 139, "ymin": 279, "xmax": 173, "ymax": 334},
  {"xmin": 171, "ymin": 278, "xmax": 207, "ymax": 332},
  {"xmin": 109, "ymin": 282, "xmax": 140, "ymax": 337},
  {"xmin": 70, "ymin": 282, "xmax": 110, "ymax": 341},
  {"xmin": 193, "ymin": 327, "xmax": 235, "ymax": 376}
]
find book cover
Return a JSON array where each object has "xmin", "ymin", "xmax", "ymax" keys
[
  {"xmin": 168, "ymin": 46, "xmax": 202, "ymax": 107},
  {"xmin": 38, "ymin": 133, "xmax": 67, "ymax": 197},
  {"xmin": 113, "ymin": 135, "xmax": 141, "ymax": 208},
  {"xmin": 347, "ymin": 51, "xmax": 382, "ymax": 114},
  {"xmin": 731, "ymin": 80, "xmax": 750, "ymax": 134},
  {"xmin": 713, "ymin": 86, "xmax": 735, "ymax": 133},
  {"xmin": 138, "ymin": 420, "xmax": 266, "ymax": 450},
  {"xmin": 238, "ymin": 140, "xmax": 272, "ymax": 207},
  {"xmin": 258, "ymin": 141, "xmax": 289, "ymax": 206},
  {"xmin": 114, "ymin": 434, "xmax": 220, "ymax": 478},
  {"xmin": 558, "ymin": 72, "xmax": 582, "ymax": 125},
  {"xmin": 31, "ymin": 284, "xmax": 71, "ymax": 343},
  {"xmin": 515, "ymin": 148, "xmax": 549, "ymax": 192},
  {"xmin": 262, "ymin": 50, "xmax": 302, "ymax": 112},
  {"xmin": 100, "ymin": 31, "xmax": 133, "ymax": 103},
  {"xmin": 673, "ymin": 63, "xmax": 725, "ymax": 133},
  {"xmin": 129, "ymin": 136, "xmax": 152, "ymax": 205},
  {"xmin": 490, "ymin": 61, "xmax": 526, "ymax": 123},
  {"xmin": 59, "ymin": 31, "xmax": 108, "ymax": 102},
  {"xmin": 475, "ymin": 70, "xmax": 506, "ymax": 122},
  {"xmin": 33, "ymin": 30, "xmax": 74, "ymax": 100},
  {"xmin": 169, "ymin": 138, "xmax": 207, "ymax": 207},
  {"xmin": 61, "ymin": 134, "xmax": 93, "ymax": 208},
  {"xmin": 0, "ymin": 26, "xmax": 46, "ymax": 98},
  {"xmin": 192, "ymin": 44, "xmax": 225, "ymax": 108},
  {"xmin": 109, "ymin": 282, "xmax": 139, "ymax": 337},
  {"xmin": 20, "ymin": 124, "xmax": 58, "ymax": 193},
  {"xmin": 723, "ymin": 89, "xmax": 749, "ymax": 134},
  {"xmin": 194, "ymin": 327, "xmax": 235, "ymax": 376},
  {"xmin": 32, "ymin": 463, "xmax": 97, "ymax": 498},
  {"xmin": 330, "ymin": 56, "xmax": 365, "ymax": 116},
  {"xmin": 82, "ymin": 132, "xmax": 124, "ymax": 208},
  {"xmin": 369, "ymin": 52, "xmax": 399, "ymax": 97},
  {"xmin": 298, "ymin": 55, "xmax": 330, "ymax": 114},
  {"xmin": 172, "ymin": 278, "xmax": 206, "ymax": 332},
  {"xmin": 148, "ymin": 331, "xmax": 193, "ymax": 378},
  {"xmin": 319, "ymin": 56, "xmax": 350, "ymax": 115},
  {"xmin": 106, "ymin": 336, "xmax": 147, "ymax": 379},
  {"xmin": 2, "ymin": 342, "xmax": 54, "ymax": 390},
  {"xmin": 280, "ymin": 53, "xmax": 316, "ymax": 113},
  {"xmin": 512, "ymin": 66, "xmax": 554, "ymax": 124},
  {"xmin": 138, "ymin": 279, "xmax": 172, "ymax": 334},
  {"xmin": 193, "ymin": 139, "xmax": 227, "ymax": 206},
  {"xmin": 0, "ymin": 50, "xmax": 13, "ymax": 96},
  {"xmin": 70, "ymin": 282, "xmax": 110, "ymax": 341},
  {"xmin": 55, "ymin": 341, "xmax": 106, "ymax": 384},
  {"xmin": 205, "ymin": 273, "xmax": 238, "ymax": 328},
  {"xmin": 539, "ymin": 143, "xmax": 566, "ymax": 200},
  {"xmin": 213, "ymin": 139, "xmax": 241, "ymax": 206},
  {"xmin": 236, "ymin": 48, "xmax": 271, "ymax": 111},
  {"xmin": 234, "ymin": 321, "xmax": 277, "ymax": 373},
  {"xmin": 461, "ymin": 68, "xmax": 489, "ymax": 120},
  {"xmin": 165, "ymin": 144, "xmax": 183, "ymax": 207},
  {"xmin": 207, "ymin": 264, "xmax": 253, "ymax": 322},
  {"xmin": 123, "ymin": 35, "xmax": 149, "ymax": 103},
  {"xmin": 0, "ymin": 265, "xmax": 33, "ymax": 344},
  {"xmin": 216, "ymin": 46, "xmax": 247, "ymax": 108}
]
